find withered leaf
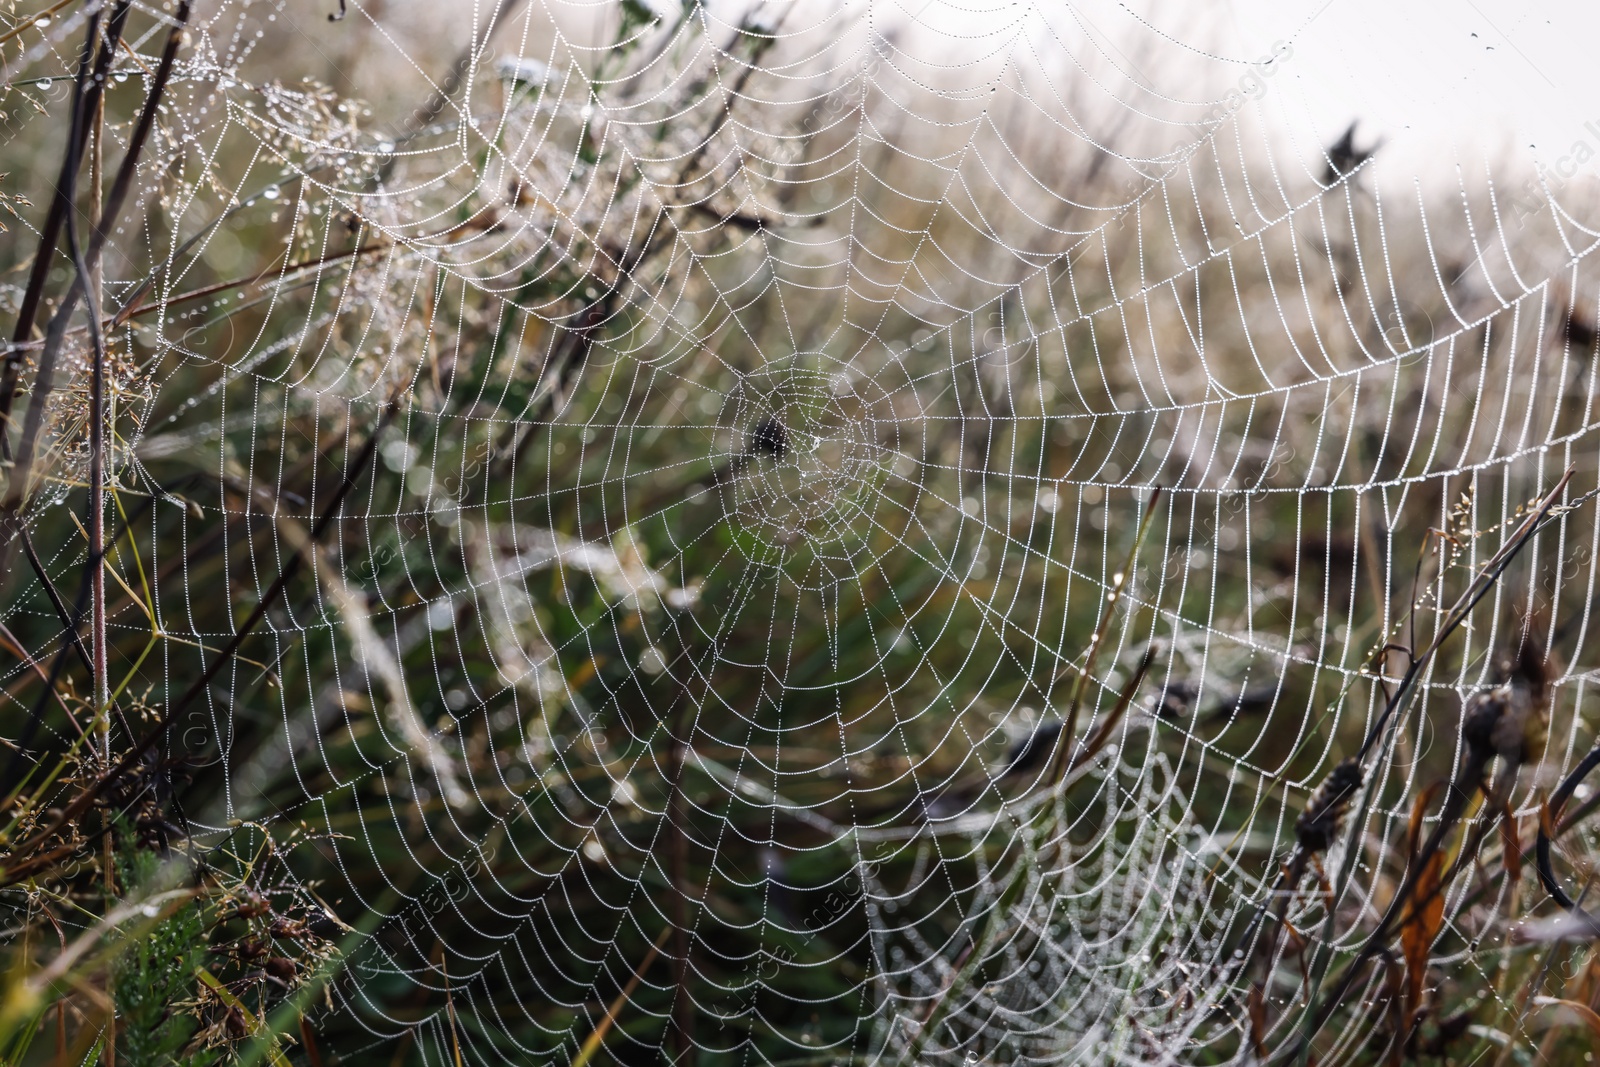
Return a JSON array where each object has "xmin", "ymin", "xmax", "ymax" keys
[
  {"xmin": 1246, "ymin": 982, "xmax": 1269, "ymax": 1059},
  {"xmin": 1402, "ymin": 782, "xmax": 1448, "ymax": 1019},
  {"xmin": 1500, "ymin": 802, "xmax": 1522, "ymax": 885}
]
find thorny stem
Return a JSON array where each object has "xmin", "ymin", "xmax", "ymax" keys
[
  {"xmin": 16, "ymin": 524, "xmax": 107, "ymax": 712},
  {"xmin": 116, "ymin": 241, "xmax": 391, "ymax": 327}
]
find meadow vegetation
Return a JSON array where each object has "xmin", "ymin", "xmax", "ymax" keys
[{"xmin": 0, "ymin": 2, "xmax": 1599, "ymax": 1065}]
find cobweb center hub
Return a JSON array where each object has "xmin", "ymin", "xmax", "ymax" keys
[{"xmin": 714, "ymin": 359, "xmax": 896, "ymax": 574}]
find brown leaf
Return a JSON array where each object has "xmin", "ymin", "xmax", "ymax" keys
[
  {"xmin": 1500, "ymin": 803, "xmax": 1522, "ymax": 884},
  {"xmin": 1246, "ymin": 982, "xmax": 1269, "ymax": 1059},
  {"xmin": 1540, "ymin": 795, "xmax": 1559, "ymax": 838},
  {"xmin": 1402, "ymin": 783, "xmax": 1448, "ymax": 1020},
  {"xmin": 1401, "ymin": 850, "xmax": 1446, "ymax": 1018},
  {"xmin": 1407, "ymin": 781, "xmax": 1445, "ymax": 856}
]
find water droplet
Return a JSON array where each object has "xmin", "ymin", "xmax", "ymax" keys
[{"xmin": 262, "ymin": 184, "xmax": 280, "ymax": 201}]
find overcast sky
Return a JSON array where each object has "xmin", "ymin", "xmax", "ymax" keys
[
  {"xmin": 1210, "ymin": 0, "xmax": 1600, "ymax": 182},
  {"xmin": 362, "ymin": 0, "xmax": 1600, "ymax": 192}
]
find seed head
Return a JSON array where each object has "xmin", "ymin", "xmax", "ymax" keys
[
  {"xmin": 1462, "ymin": 635, "xmax": 1550, "ymax": 766},
  {"xmin": 1296, "ymin": 757, "xmax": 1363, "ymax": 854}
]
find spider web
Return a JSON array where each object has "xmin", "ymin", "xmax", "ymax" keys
[{"xmin": 4, "ymin": 1, "xmax": 1600, "ymax": 1065}]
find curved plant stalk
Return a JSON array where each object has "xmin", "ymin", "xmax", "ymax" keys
[
  {"xmin": 570, "ymin": 925, "xmax": 673, "ymax": 1067},
  {"xmin": 1050, "ymin": 485, "xmax": 1163, "ymax": 787},
  {"xmin": 1284, "ymin": 466, "xmax": 1575, "ymax": 1064}
]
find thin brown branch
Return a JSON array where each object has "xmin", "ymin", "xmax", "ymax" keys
[
  {"xmin": 0, "ymin": 0, "xmax": 78, "ymax": 47},
  {"xmin": 0, "ymin": 3, "xmax": 190, "ymax": 595},
  {"xmin": 1, "ymin": 1, "xmax": 132, "ymax": 431},
  {"xmin": 112, "ymin": 241, "xmax": 392, "ymax": 330},
  {"xmin": 570, "ymin": 926, "xmax": 672, "ymax": 1067}
]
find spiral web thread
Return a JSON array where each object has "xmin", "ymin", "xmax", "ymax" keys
[{"xmin": 5, "ymin": 0, "xmax": 1600, "ymax": 1064}]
